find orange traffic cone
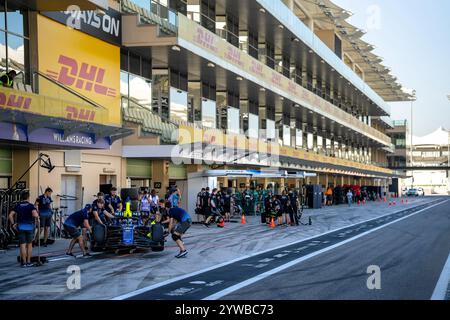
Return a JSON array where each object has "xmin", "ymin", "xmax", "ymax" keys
[
  {"xmin": 270, "ymin": 217, "xmax": 276, "ymax": 229},
  {"xmin": 358, "ymin": 200, "xmax": 361, "ymax": 206},
  {"xmin": 217, "ymin": 219, "xmax": 225, "ymax": 228},
  {"xmin": 241, "ymin": 214, "xmax": 246, "ymax": 225},
  {"xmin": 384, "ymin": 197, "xmax": 387, "ymax": 203}
]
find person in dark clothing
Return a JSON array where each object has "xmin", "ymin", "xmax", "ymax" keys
[
  {"xmin": 91, "ymin": 199, "xmax": 114, "ymax": 226},
  {"xmin": 34, "ymin": 187, "xmax": 53, "ymax": 246},
  {"xmin": 156, "ymin": 199, "xmax": 170, "ymax": 227},
  {"xmin": 279, "ymin": 190, "xmax": 290, "ymax": 226},
  {"xmin": 167, "ymin": 203, "xmax": 191, "ymax": 258},
  {"xmin": 263, "ymin": 191, "xmax": 273, "ymax": 224},
  {"xmin": 222, "ymin": 189, "xmax": 232, "ymax": 222},
  {"xmin": 105, "ymin": 187, "xmax": 122, "ymax": 213},
  {"xmin": 288, "ymin": 190, "xmax": 299, "ymax": 226},
  {"xmin": 9, "ymin": 191, "xmax": 39, "ymax": 267},
  {"xmin": 0, "ymin": 70, "xmax": 17, "ymax": 87},
  {"xmin": 204, "ymin": 188, "xmax": 220, "ymax": 227},
  {"xmin": 271, "ymin": 195, "xmax": 282, "ymax": 225},
  {"xmin": 201, "ymin": 187, "xmax": 211, "ymax": 220},
  {"xmin": 63, "ymin": 205, "xmax": 93, "ymax": 257}
]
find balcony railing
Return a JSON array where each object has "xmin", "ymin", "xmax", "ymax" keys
[
  {"xmin": 255, "ymin": 0, "xmax": 392, "ymax": 115},
  {"xmin": 121, "ymin": 0, "xmax": 178, "ymax": 34}
]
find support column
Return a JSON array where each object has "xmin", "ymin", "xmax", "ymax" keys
[{"xmin": 152, "ymin": 160, "xmax": 170, "ymax": 197}]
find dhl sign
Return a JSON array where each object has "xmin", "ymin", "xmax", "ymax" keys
[
  {"xmin": 0, "ymin": 92, "xmax": 32, "ymax": 110},
  {"xmin": 0, "ymin": 86, "xmax": 107, "ymax": 124},
  {"xmin": 37, "ymin": 14, "xmax": 120, "ymax": 125},
  {"xmin": 46, "ymin": 55, "xmax": 117, "ymax": 98}
]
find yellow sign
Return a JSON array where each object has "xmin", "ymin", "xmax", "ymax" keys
[
  {"xmin": 37, "ymin": 15, "xmax": 120, "ymax": 125},
  {"xmin": 177, "ymin": 124, "xmax": 392, "ymax": 176},
  {"xmin": 177, "ymin": 15, "xmax": 390, "ymax": 146},
  {"xmin": 0, "ymin": 86, "xmax": 107, "ymax": 123}
]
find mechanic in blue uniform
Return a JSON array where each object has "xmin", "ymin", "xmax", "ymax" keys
[
  {"xmin": 63, "ymin": 204, "xmax": 93, "ymax": 257},
  {"xmin": 105, "ymin": 187, "xmax": 122, "ymax": 214},
  {"xmin": 9, "ymin": 191, "xmax": 39, "ymax": 267},
  {"xmin": 167, "ymin": 203, "xmax": 191, "ymax": 258},
  {"xmin": 34, "ymin": 187, "xmax": 53, "ymax": 246},
  {"xmin": 92, "ymin": 192, "xmax": 105, "ymax": 212},
  {"xmin": 91, "ymin": 199, "xmax": 114, "ymax": 226}
]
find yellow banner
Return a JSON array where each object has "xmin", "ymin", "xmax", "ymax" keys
[
  {"xmin": 177, "ymin": 124, "xmax": 392, "ymax": 175},
  {"xmin": 177, "ymin": 15, "xmax": 390, "ymax": 146},
  {"xmin": 0, "ymin": 86, "xmax": 107, "ymax": 123},
  {"xmin": 37, "ymin": 15, "xmax": 120, "ymax": 125}
]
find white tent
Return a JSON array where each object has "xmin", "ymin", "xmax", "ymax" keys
[{"xmin": 413, "ymin": 127, "xmax": 450, "ymax": 146}]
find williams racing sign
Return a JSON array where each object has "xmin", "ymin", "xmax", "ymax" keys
[{"xmin": 42, "ymin": 7, "xmax": 121, "ymax": 46}]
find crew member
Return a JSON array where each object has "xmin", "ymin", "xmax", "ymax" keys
[
  {"xmin": 34, "ymin": 187, "xmax": 53, "ymax": 246},
  {"xmin": 222, "ymin": 188, "xmax": 232, "ymax": 222},
  {"xmin": 105, "ymin": 187, "xmax": 122, "ymax": 213},
  {"xmin": 63, "ymin": 205, "xmax": 93, "ymax": 257},
  {"xmin": 0, "ymin": 70, "xmax": 17, "ymax": 87},
  {"xmin": 9, "ymin": 191, "xmax": 39, "ymax": 267},
  {"xmin": 91, "ymin": 199, "xmax": 114, "ymax": 226},
  {"xmin": 167, "ymin": 203, "xmax": 192, "ymax": 258},
  {"xmin": 204, "ymin": 188, "xmax": 220, "ymax": 227},
  {"xmin": 288, "ymin": 190, "xmax": 299, "ymax": 226}
]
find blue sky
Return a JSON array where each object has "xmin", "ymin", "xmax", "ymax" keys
[{"xmin": 333, "ymin": 0, "xmax": 450, "ymax": 136}]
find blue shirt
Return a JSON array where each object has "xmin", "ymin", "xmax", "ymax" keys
[
  {"xmin": 65, "ymin": 209, "xmax": 89, "ymax": 228},
  {"xmin": 14, "ymin": 201, "xmax": 36, "ymax": 231},
  {"xmin": 36, "ymin": 194, "xmax": 53, "ymax": 216},
  {"xmin": 168, "ymin": 207, "xmax": 190, "ymax": 222},
  {"xmin": 171, "ymin": 193, "xmax": 180, "ymax": 207},
  {"xmin": 105, "ymin": 194, "xmax": 122, "ymax": 212}
]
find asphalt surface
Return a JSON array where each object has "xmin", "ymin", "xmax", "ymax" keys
[
  {"xmin": 223, "ymin": 199, "xmax": 450, "ymax": 300},
  {"xmin": 119, "ymin": 198, "xmax": 450, "ymax": 300}
]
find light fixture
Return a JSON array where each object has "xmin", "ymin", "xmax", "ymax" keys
[
  {"xmin": 171, "ymin": 45, "xmax": 181, "ymax": 52},
  {"xmin": 308, "ymin": 49, "xmax": 313, "ymax": 54},
  {"xmin": 207, "ymin": 62, "xmax": 215, "ymax": 68},
  {"xmin": 321, "ymin": 60, "xmax": 325, "ymax": 64},
  {"xmin": 236, "ymin": 76, "xmax": 243, "ymax": 81},
  {"xmin": 278, "ymin": 24, "xmax": 284, "ymax": 29},
  {"xmin": 259, "ymin": 8, "xmax": 266, "ymax": 13},
  {"xmin": 260, "ymin": 87, "xmax": 266, "ymax": 92}
]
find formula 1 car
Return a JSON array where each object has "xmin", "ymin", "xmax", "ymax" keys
[{"xmin": 89, "ymin": 210, "xmax": 165, "ymax": 254}]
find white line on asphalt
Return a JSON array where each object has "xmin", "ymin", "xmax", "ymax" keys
[
  {"xmin": 203, "ymin": 199, "xmax": 449, "ymax": 300},
  {"xmin": 111, "ymin": 199, "xmax": 446, "ymax": 300},
  {"xmin": 48, "ymin": 257, "xmax": 71, "ymax": 262},
  {"xmin": 431, "ymin": 252, "xmax": 450, "ymax": 300}
]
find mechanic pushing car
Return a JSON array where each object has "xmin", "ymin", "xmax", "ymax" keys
[
  {"xmin": 64, "ymin": 205, "xmax": 93, "ymax": 257},
  {"xmin": 166, "ymin": 202, "xmax": 191, "ymax": 258}
]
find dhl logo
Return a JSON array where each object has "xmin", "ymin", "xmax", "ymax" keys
[
  {"xmin": 66, "ymin": 106, "xmax": 96, "ymax": 121},
  {"xmin": 195, "ymin": 28, "xmax": 218, "ymax": 53},
  {"xmin": 47, "ymin": 55, "xmax": 116, "ymax": 98},
  {"xmin": 225, "ymin": 46, "xmax": 244, "ymax": 67},
  {"xmin": 0, "ymin": 92, "xmax": 32, "ymax": 110},
  {"xmin": 271, "ymin": 72, "xmax": 282, "ymax": 87}
]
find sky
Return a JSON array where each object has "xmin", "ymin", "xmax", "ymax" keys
[{"xmin": 333, "ymin": 0, "xmax": 450, "ymax": 136}]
